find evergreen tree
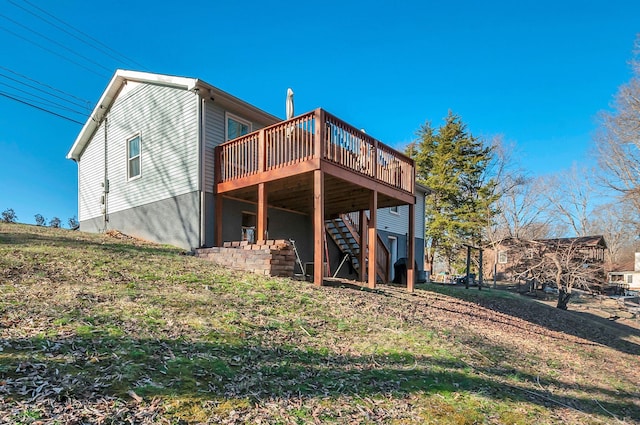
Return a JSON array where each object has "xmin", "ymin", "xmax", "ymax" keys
[{"xmin": 407, "ymin": 112, "xmax": 498, "ymax": 273}]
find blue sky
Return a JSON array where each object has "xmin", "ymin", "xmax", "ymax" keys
[{"xmin": 0, "ymin": 0, "xmax": 638, "ymax": 225}]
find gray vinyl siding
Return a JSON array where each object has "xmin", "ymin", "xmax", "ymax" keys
[
  {"xmin": 78, "ymin": 122, "xmax": 106, "ymax": 221},
  {"xmin": 377, "ymin": 206, "xmax": 406, "ymax": 235},
  {"xmin": 203, "ymin": 102, "xmax": 225, "ymax": 192},
  {"xmin": 104, "ymin": 83, "xmax": 199, "ymax": 214},
  {"xmin": 415, "ymin": 189, "xmax": 425, "ymax": 237},
  {"xmin": 376, "ymin": 190, "xmax": 426, "ymax": 237}
]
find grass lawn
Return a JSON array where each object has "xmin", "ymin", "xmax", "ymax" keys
[{"xmin": 1, "ymin": 223, "xmax": 639, "ymax": 424}]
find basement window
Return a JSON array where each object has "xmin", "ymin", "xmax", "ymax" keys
[
  {"xmin": 127, "ymin": 134, "xmax": 141, "ymax": 180},
  {"xmin": 389, "ymin": 205, "xmax": 399, "ymax": 215}
]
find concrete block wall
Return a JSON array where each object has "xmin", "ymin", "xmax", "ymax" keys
[{"xmin": 195, "ymin": 239, "xmax": 295, "ymax": 277}]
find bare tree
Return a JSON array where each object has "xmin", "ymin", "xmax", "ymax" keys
[
  {"xmin": 495, "ymin": 176, "xmax": 555, "ymax": 240},
  {"xmin": 482, "ymin": 140, "xmax": 558, "ymax": 281},
  {"xmin": 505, "ymin": 238, "xmax": 605, "ymax": 310},
  {"xmin": 588, "ymin": 202, "xmax": 638, "ymax": 267},
  {"xmin": 540, "ymin": 165, "xmax": 595, "ymax": 237},
  {"xmin": 595, "ymin": 36, "xmax": 640, "ymax": 225},
  {"xmin": 482, "ymin": 137, "xmax": 558, "ymax": 243}
]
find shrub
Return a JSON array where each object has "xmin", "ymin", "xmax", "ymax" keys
[
  {"xmin": 68, "ymin": 216, "xmax": 79, "ymax": 229},
  {"xmin": 49, "ymin": 217, "xmax": 62, "ymax": 228},
  {"xmin": 35, "ymin": 214, "xmax": 46, "ymax": 226},
  {"xmin": 1, "ymin": 208, "xmax": 17, "ymax": 223}
]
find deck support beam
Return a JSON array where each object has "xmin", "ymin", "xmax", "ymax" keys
[
  {"xmin": 359, "ymin": 209, "xmax": 367, "ymax": 283},
  {"xmin": 367, "ymin": 190, "xmax": 377, "ymax": 289},
  {"xmin": 257, "ymin": 183, "xmax": 268, "ymax": 241},
  {"xmin": 313, "ymin": 169, "xmax": 325, "ymax": 286},
  {"xmin": 407, "ymin": 203, "xmax": 415, "ymax": 292}
]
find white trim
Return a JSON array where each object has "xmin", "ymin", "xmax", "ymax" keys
[
  {"xmin": 126, "ymin": 133, "xmax": 141, "ymax": 181},
  {"xmin": 225, "ymin": 112, "xmax": 252, "ymax": 141},
  {"xmin": 389, "ymin": 205, "xmax": 399, "ymax": 215}
]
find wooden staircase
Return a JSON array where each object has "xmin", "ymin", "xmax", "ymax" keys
[{"xmin": 324, "ymin": 213, "xmax": 389, "ymax": 282}]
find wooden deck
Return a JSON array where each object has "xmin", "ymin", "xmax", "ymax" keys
[
  {"xmin": 215, "ymin": 108, "xmax": 414, "ymax": 212},
  {"xmin": 214, "ymin": 108, "xmax": 416, "ymax": 291}
]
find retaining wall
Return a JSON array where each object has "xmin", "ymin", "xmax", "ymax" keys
[{"xmin": 195, "ymin": 239, "xmax": 295, "ymax": 277}]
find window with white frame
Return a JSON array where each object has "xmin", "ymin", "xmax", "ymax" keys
[
  {"xmin": 127, "ymin": 134, "xmax": 141, "ymax": 180},
  {"xmin": 498, "ymin": 250, "xmax": 508, "ymax": 264},
  {"xmin": 226, "ymin": 113, "xmax": 252, "ymax": 141},
  {"xmin": 389, "ymin": 205, "xmax": 399, "ymax": 215}
]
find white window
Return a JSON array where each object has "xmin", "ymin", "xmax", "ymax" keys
[
  {"xmin": 389, "ymin": 205, "xmax": 399, "ymax": 215},
  {"xmin": 627, "ymin": 274, "xmax": 633, "ymax": 284},
  {"xmin": 498, "ymin": 250, "xmax": 508, "ymax": 264},
  {"xmin": 226, "ymin": 113, "xmax": 252, "ymax": 141},
  {"xmin": 127, "ymin": 134, "xmax": 141, "ymax": 180}
]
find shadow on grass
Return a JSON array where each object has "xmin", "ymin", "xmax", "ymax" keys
[
  {"xmin": 418, "ymin": 283, "xmax": 640, "ymax": 356},
  {"xmin": 0, "ymin": 228, "xmax": 183, "ymax": 258},
  {"xmin": 0, "ymin": 334, "xmax": 638, "ymax": 422},
  {"xmin": 321, "ymin": 278, "xmax": 391, "ymax": 296}
]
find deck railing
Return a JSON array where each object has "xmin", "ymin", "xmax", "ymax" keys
[{"xmin": 216, "ymin": 109, "xmax": 414, "ymax": 193}]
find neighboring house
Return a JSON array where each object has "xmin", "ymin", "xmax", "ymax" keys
[
  {"xmin": 485, "ymin": 235, "xmax": 607, "ymax": 284},
  {"xmin": 67, "ymin": 70, "xmax": 425, "ymax": 290},
  {"xmin": 607, "ymin": 253, "xmax": 640, "ymax": 292}
]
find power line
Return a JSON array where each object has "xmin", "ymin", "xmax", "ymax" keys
[
  {"xmin": 0, "ymin": 71, "xmax": 91, "ymax": 110},
  {"xmin": 0, "ymin": 13, "xmax": 112, "ymax": 73},
  {"xmin": 0, "ymin": 91, "xmax": 84, "ymax": 125},
  {"xmin": 0, "ymin": 26, "xmax": 109, "ymax": 78},
  {"xmin": 0, "ymin": 66, "xmax": 92, "ymax": 106},
  {"xmin": 8, "ymin": 0, "xmax": 147, "ymax": 70},
  {"xmin": 0, "ymin": 80, "xmax": 87, "ymax": 116}
]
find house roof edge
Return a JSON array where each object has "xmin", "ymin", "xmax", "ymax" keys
[{"xmin": 66, "ymin": 70, "xmax": 281, "ymax": 161}]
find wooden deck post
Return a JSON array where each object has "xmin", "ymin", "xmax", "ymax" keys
[
  {"xmin": 367, "ymin": 190, "xmax": 377, "ymax": 289},
  {"xmin": 214, "ymin": 146, "xmax": 223, "ymax": 247},
  {"xmin": 258, "ymin": 128, "xmax": 266, "ymax": 173},
  {"xmin": 314, "ymin": 108, "xmax": 325, "ymax": 160},
  {"xmin": 359, "ymin": 209, "xmax": 367, "ymax": 283},
  {"xmin": 313, "ymin": 169, "xmax": 324, "ymax": 286},
  {"xmin": 215, "ymin": 195, "xmax": 223, "ymax": 247},
  {"xmin": 257, "ymin": 183, "xmax": 267, "ymax": 241},
  {"xmin": 407, "ymin": 203, "xmax": 415, "ymax": 292}
]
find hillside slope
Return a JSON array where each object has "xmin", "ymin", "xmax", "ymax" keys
[{"xmin": 1, "ymin": 223, "xmax": 639, "ymax": 424}]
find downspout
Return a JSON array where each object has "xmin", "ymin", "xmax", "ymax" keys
[
  {"xmin": 102, "ymin": 114, "xmax": 109, "ymax": 232},
  {"xmin": 197, "ymin": 90, "xmax": 206, "ymax": 248}
]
